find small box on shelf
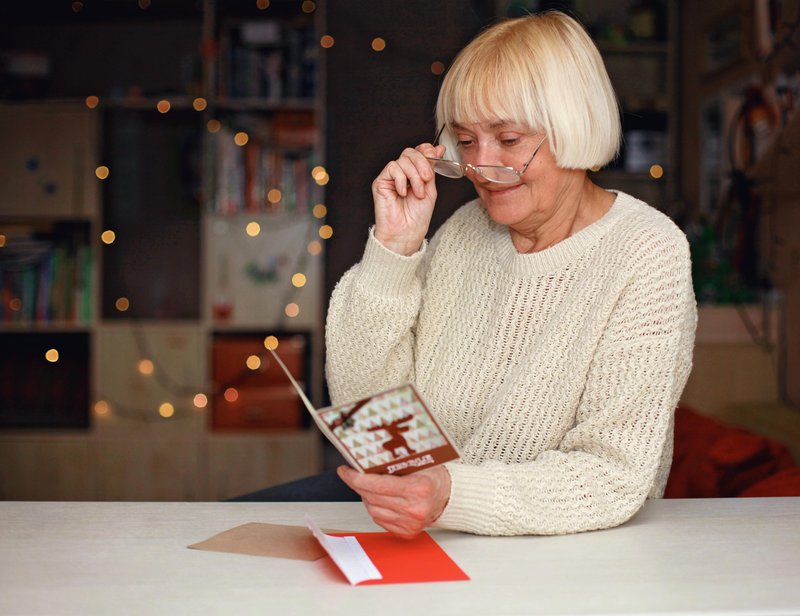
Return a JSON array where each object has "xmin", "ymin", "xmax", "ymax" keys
[
  {"xmin": 622, "ymin": 109, "xmax": 668, "ymax": 174},
  {"xmin": 211, "ymin": 332, "xmax": 309, "ymax": 431}
]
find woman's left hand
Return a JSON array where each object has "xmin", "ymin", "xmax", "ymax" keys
[{"xmin": 337, "ymin": 465, "xmax": 451, "ymax": 538}]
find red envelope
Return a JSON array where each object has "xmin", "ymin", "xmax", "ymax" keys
[
  {"xmin": 338, "ymin": 531, "xmax": 470, "ymax": 585},
  {"xmin": 307, "ymin": 514, "xmax": 468, "ymax": 585}
]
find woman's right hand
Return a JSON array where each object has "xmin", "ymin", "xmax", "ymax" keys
[{"xmin": 371, "ymin": 143, "xmax": 445, "ymax": 256}]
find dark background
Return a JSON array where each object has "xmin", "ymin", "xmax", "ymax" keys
[{"xmin": 323, "ymin": 1, "xmax": 491, "ymax": 295}]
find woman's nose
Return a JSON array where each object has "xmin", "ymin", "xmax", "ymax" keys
[
  {"xmin": 469, "ymin": 144, "xmax": 502, "ymax": 167},
  {"xmin": 463, "ymin": 164, "xmax": 490, "ymax": 185}
]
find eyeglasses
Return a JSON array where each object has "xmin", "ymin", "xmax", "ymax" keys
[{"xmin": 426, "ymin": 124, "xmax": 548, "ymax": 185}]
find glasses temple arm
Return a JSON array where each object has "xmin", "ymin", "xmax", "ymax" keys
[
  {"xmin": 432, "ymin": 124, "xmax": 446, "ymax": 147},
  {"xmin": 519, "ymin": 135, "xmax": 548, "ymax": 174}
]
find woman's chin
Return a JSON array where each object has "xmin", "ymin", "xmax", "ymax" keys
[{"xmin": 479, "ymin": 185, "xmax": 527, "ymax": 223}]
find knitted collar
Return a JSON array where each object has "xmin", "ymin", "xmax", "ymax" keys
[{"xmin": 486, "ymin": 190, "xmax": 633, "ymax": 276}]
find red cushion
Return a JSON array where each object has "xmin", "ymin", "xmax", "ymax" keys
[
  {"xmin": 664, "ymin": 405, "xmax": 798, "ymax": 498},
  {"xmin": 739, "ymin": 468, "xmax": 800, "ymax": 497}
]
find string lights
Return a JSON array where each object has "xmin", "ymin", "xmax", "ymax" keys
[
  {"xmin": 16, "ymin": 0, "xmax": 538, "ymax": 425},
  {"xmin": 91, "ymin": 327, "xmax": 307, "ymax": 423}
]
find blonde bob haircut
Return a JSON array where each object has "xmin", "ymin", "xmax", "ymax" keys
[{"xmin": 435, "ymin": 11, "xmax": 621, "ymax": 170}]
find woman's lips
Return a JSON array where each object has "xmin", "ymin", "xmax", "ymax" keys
[{"xmin": 483, "ymin": 184, "xmax": 521, "ymax": 197}]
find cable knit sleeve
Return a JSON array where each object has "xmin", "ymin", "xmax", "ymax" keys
[
  {"xmin": 435, "ymin": 218, "xmax": 697, "ymax": 536},
  {"xmin": 325, "ymin": 228, "xmax": 428, "ymax": 404}
]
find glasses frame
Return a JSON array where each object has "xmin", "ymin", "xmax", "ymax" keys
[{"xmin": 426, "ymin": 124, "xmax": 548, "ymax": 185}]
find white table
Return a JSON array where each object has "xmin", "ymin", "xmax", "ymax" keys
[{"xmin": 1, "ymin": 498, "xmax": 799, "ymax": 615}]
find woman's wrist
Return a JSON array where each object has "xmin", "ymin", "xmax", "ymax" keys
[{"xmin": 373, "ymin": 230, "xmax": 424, "ymax": 256}]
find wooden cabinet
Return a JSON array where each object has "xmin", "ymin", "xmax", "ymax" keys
[{"xmin": 0, "ymin": 102, "xmax": 98, "ymax": 428}]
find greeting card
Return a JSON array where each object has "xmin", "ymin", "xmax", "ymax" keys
[{"xmin": 268, "ymin": 349, "xmax": 460, "ymax": 475}]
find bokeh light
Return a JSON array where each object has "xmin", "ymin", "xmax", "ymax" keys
[
  {"xmin": 650, "ymin": 164, "xmax": 664, "ymax": 179},
  {"xmin": 307, "ymin": 240, "xmax": 323, "ymax": 255}
]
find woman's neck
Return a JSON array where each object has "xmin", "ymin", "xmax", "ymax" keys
[{"xmin": 509, "ymin": 176, "xmax": 613, "ymax": 254}]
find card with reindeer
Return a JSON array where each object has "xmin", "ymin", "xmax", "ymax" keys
[{"xmin": 268, "ymin": 350, "xmax": 460, "ymax": 475}]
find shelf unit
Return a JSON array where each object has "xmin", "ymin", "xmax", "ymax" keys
[
  {"xmin": 494, "ymin": 0, "xmax": 679, "ymax": 213},
  {"xmin": 0, "ymin": 0, "xmax": 327, "ymax": 500},
  {"xmin": 586, "ymin": 2, "xmax": 679, "ymax": 214},
  {"xmin": 678, "ymin": 0, "xmax": 800, "ymax": 409}
]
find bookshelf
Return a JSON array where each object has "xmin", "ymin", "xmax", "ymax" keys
[
  {"xmin": 579, "ymin": 1, "xmax": 679, "ymax": 216},
  {"xmin": 490, "ymin": 1, "xmax": 678, "ymax": 213},
  {"xmin": 0, "ymin": 101, "xmax": 99, "ymax": 432},
  {"xmin": 0, "ymin": 0, "xmax": 326, "ymax": 500}
]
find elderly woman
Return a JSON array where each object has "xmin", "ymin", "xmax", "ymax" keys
[{"xmin": 328, "ymin": 10, "xmax": 697, "ymax": 537}]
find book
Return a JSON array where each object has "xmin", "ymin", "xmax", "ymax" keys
[{"xmin": 268, "ymin": 349, "xmax": 460, "ymax": 475}]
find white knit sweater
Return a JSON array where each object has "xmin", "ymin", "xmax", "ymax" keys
[{"xmin": 325, "ymin": 191, "xmax": 697, "ymax": 536}]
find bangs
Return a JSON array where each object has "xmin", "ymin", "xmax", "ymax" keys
[
  {"xmin": 444, "ymin": 54, "xmax": 542, "ymax": 129},
  {"xmin": 436, "ymin": 28, "xmax": 547, "ymax": 159}
]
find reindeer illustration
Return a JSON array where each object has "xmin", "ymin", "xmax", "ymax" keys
[{"xmin": 367, "ymin": 414, "xmax": 416, "ymax": 459}]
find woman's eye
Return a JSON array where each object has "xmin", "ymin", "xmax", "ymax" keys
[
  {"xmin": 500, "ymin": 138, "xmax": 521, "ymax": 146},
  {"xmin": 456, "ymin": 140, "xmax": 474, "ymax": 148}
]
